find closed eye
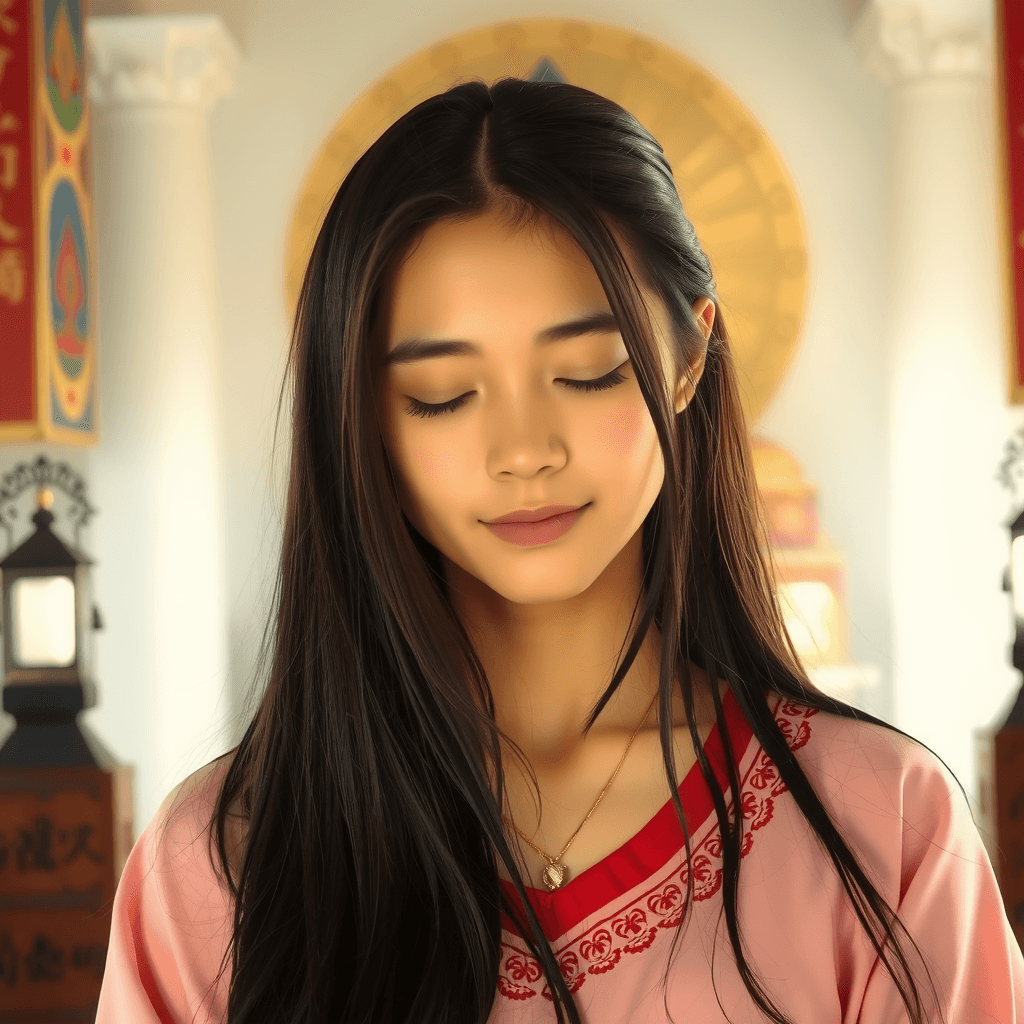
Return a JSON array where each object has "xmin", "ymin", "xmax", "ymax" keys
[{"xmin": 403, "ymin": 363, "xmax": 630, "ymax": 420}]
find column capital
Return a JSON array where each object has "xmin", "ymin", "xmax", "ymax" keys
[
  {"xmin": 86, "ymin": 14, "xmax": 240, "ymax": 112},
  {"xmin": 851, "ymin": 2, "xmax": 990, "ymax": 87}
]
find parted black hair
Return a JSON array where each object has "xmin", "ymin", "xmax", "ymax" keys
[{"xmin": 193, "ymin": 76, "xmax": 968, "ymax": 1023}]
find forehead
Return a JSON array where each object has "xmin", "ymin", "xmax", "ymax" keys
[
  {"xmin": 376, "ymin": 208, "xmax": 672, "ymax": 378},
  {"xmin": 387, "ymin": 211, "xmax": 605, "ymax": 315}
]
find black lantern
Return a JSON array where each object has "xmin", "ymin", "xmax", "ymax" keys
[
  {"xmin": 0, "ymin": 456, "xmax": 136, "ymax": 1017},
  {"xmin": 0, "ymin": 480, "xmax": 110, "ymax": 767}
]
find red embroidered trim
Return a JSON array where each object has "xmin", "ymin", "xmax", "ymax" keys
[{"xmin": 495, "ymin": 697, "xmax": 817, "ymax": 1004}]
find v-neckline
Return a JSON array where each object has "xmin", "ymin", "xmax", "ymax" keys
[{"xmin": 498, "ymin": 686, "xmax": 769, "ymax": 940}]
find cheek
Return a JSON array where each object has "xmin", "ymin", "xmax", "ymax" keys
[
  {"xmin": 598, "ymin": 402, "xmax": 646, "ymax": 457},
  {"xmin": 393, "ymin": 439, "xmax": 464, "ymax": 534},
  {"xmin": 413, "ymin": 441, "xmax": 461, "ymax": 487}
]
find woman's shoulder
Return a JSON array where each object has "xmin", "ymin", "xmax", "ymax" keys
[
  {"xmin": 150, "ymin": 748, "xmax": 246, "ymax": 890},
  {"xmin": 774, "ymin": 692, "xmax": 947, "ymax": 780},
  {"xmin": 98, "ymin": 752, "xmax": 240, "ymax": 1022},
  {"xmin": 770, "ymin": 692, "xmax": 974, "ymax": 851},
  {"xmin": 156, "ymin": 750, "xmax": 237, "ymax": 829}
]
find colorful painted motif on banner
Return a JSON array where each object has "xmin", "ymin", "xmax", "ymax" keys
[{"xmin": 0, "ymin": 0, "xmax": 96, "ymax": 442}]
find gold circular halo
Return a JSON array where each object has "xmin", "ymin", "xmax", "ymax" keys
[{"xmin": 284, "ymin": 18, "xmax": 809, "ymax": 425}]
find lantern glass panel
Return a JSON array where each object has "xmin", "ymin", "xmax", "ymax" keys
[
  {"xmin": 11, "ymin": 575, "xmax": 76, "ymax": 667},
  {"xmin": 778, "ymin": 580, "xmax": 835, "ymax": 660}
]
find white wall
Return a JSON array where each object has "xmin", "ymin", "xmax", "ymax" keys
[{"xmin": 2, "ymin": 0, "xmax": 1018, "ymax": 839}]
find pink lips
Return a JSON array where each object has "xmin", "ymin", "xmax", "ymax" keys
[
  {"xmin": 483, "ymin": 504, "xmax": 589, "ymax": 546},
  {"xmin": 486, "ymin": 503, "xmax": 585, "ymax": 524}
]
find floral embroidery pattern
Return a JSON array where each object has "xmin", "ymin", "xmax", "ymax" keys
[{"xmin": 496, "ymin": 697, "xmax": 816, "ymax": 1003}]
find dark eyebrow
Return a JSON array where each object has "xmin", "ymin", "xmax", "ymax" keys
[{"xmin": 383, "ymin": 310, "xmax": 621, "ymax": 366}]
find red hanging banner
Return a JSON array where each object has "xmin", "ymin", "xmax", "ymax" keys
[
  {"xmin": 1000, "ymin": 0, "xmax": 1024, "ymax": 402},
  {"xmin": 0, "ymin": 0, "xmax": 36, "ymax": 425},
  {"xmin": 0, "ymin": 0, "xmax": 97, "ymax": 445}
]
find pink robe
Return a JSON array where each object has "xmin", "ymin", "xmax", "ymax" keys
[{"xmin": 96, "ymin": 689, "xmax": 1024, "ymax": 1023}]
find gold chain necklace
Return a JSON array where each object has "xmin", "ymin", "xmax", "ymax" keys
[{"xmin": 501, "ymin": 691, "xmax": 659, "ymax": 891}]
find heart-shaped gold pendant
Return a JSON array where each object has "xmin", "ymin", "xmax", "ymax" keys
[{"xmin": 541, "ymin": 862, "xmax": 568, "ymax": 891}]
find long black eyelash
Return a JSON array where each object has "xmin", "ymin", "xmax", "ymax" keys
[{"xmin": 406, "ymin": 367, "xmax": 628, "ymax": 420}]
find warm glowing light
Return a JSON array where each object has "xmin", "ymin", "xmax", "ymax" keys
[{"xmin": 10, "ymin": 575, "xmax": 76, "ymax": 667}]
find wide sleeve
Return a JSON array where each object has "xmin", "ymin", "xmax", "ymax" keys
[
  {"xmin": 95, "ymin": 767, "xmax": 235, "ymax": 1024},
  {"xmin": 852, "ymin": 745, "xmax": 1024, "ymax": 1023}
]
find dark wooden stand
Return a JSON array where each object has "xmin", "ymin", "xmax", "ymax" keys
[{"xmin": 0, "ymin": 681, "xmax": 133, "ymax": 1023}]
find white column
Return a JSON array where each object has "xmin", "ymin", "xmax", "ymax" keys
[
  {"xmin": 853, "ymin": 2, "xmax": 1022, "ymax": 802},
  {"xmin": 85, "ymin": 15, "xmax": 240, "ymax": 835}
]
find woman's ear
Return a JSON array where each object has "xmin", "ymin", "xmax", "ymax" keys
[
  {"xmin": 692, "ymin": 296, "xmax": 715, "ymax": 342},
  {"xmin": 674, "ymin": 349, "xmax": 707, "ymax": 413},
  {"xmin": 674, "ymin": 298, "xmax": 714, "ymax": 413}
]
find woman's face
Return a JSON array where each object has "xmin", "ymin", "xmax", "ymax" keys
[{"xmin": 376, "ymin": 207, "xmax": 710, "ymax": 609}]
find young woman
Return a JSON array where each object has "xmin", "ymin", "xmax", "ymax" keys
[{"xmin": 96, "ymin": 77, "xmax": 1024, "ymax": 1024}]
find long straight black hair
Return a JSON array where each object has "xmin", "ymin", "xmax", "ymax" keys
[{"xmin": 192, "ymin": 76, "xmax": 969, "ymax": 1023}]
